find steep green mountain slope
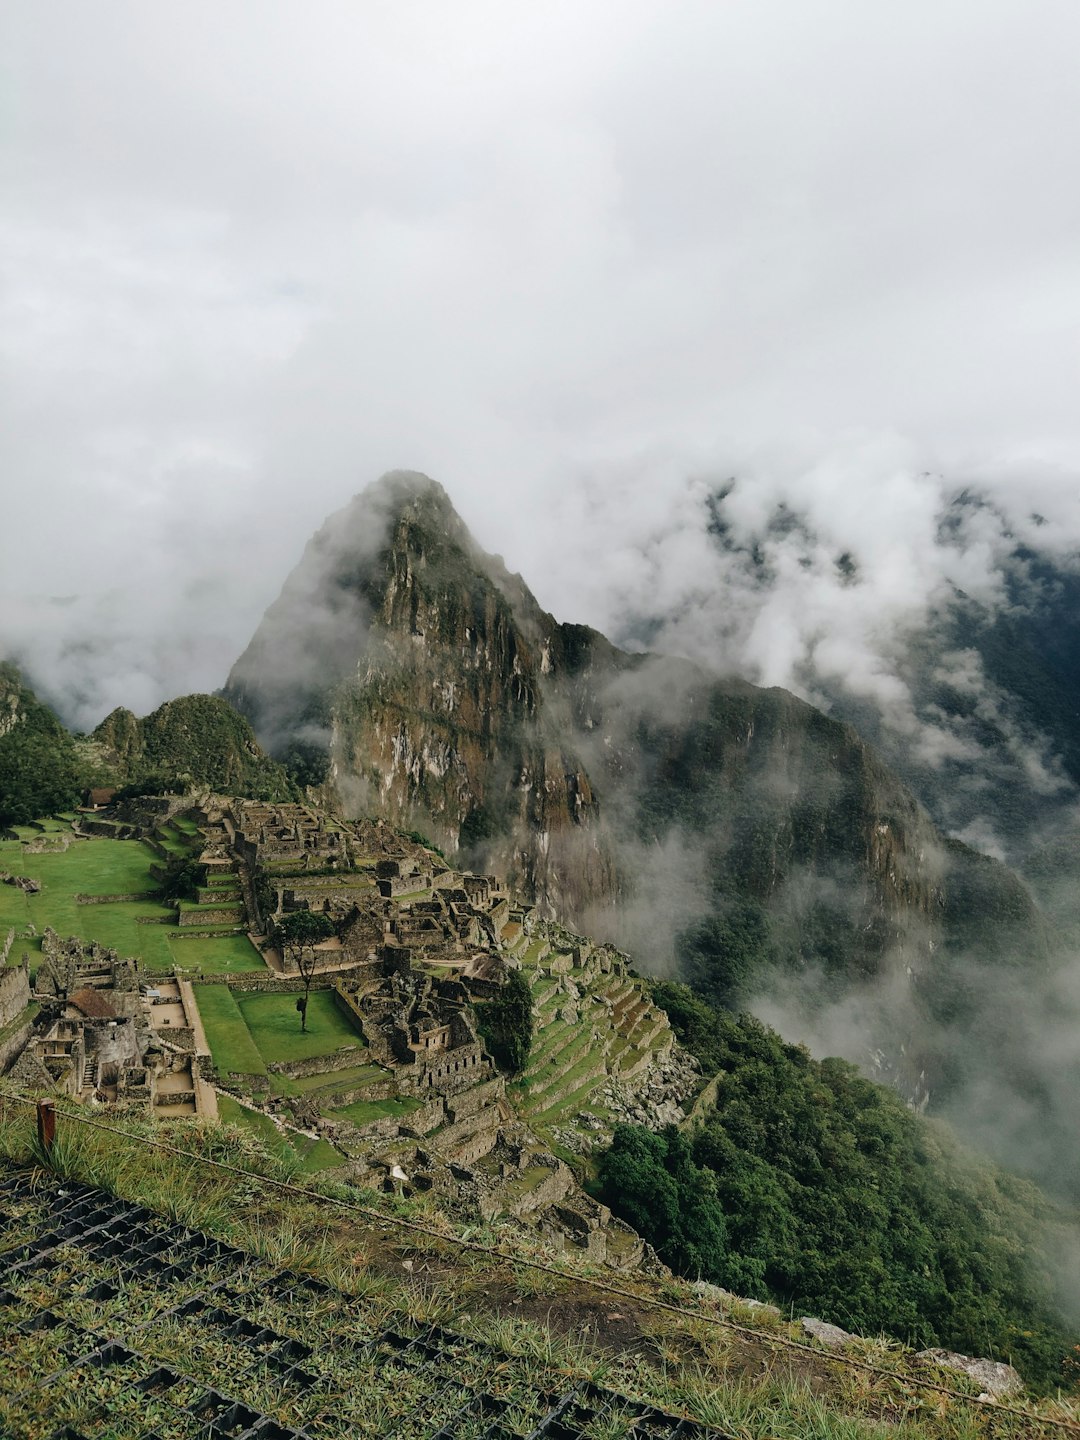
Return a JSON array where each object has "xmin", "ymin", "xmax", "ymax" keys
[
  {"xmin": 0, "ymin": 662, "xmax": 83, "ymax": 826},
  {"xmin": 600, "ymin": 982, "xmax": 1077, "ymax": 1392},
  {"xmin": 93, "ymin": 694, "xmax": 295, "ymax": 800}
]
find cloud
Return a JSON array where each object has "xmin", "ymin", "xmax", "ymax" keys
[{"xmin": 4, "ymin": 3, "xmax": 1080, "ymax": 730}]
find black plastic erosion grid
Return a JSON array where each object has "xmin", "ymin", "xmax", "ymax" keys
[{"xmin": 0, "ymin": 1167, "xmax": 723, "ymax": 1440}]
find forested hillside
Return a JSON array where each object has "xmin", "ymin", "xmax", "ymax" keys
[
  {"xmin": 0, "ymin": 662, "xmax": 83, "ymax": 827},
  {"xmin": 598, "ymin": 982, "xmax": 1078, "ymax": 1391}
]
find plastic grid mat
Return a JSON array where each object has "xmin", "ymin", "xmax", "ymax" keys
[{"xmin": 0, "ymin": 1170, "xmax": 720, "ymax": 1440}]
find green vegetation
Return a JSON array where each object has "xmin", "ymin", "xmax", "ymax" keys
[
  {"xmin": 278, "ymin": 908, "xmax": 336, "ymax": 944},
  {"xmin": 275, "ymin": 910, "xmax": 337, "ymax": 1030},
  {"xmin": 676, "ymin": 896, "xmax": 772, "ymax": 1010},
  {"xmin": 0, "ymin": 825, "xmax": 265, "ymax": 975},
  {"xmin": 192, "ymin": 984, "xmax": 267, "ymax": 1077},
  {"xmin": 599, "ymin": 982, "xmax": 1079, "ymax": 1392},
  {"xmin": 0, "ymin": 834, "xmax": 179, "ymax": 970},
  {"xmin": 94, "ymin": 693, "xmax": 295, "ymax": 801},
  {"xmin": 157, "ymin": 853, "xmax": 205, "ymax": 900},
  {"xmin": 268, "ymin": 1062, "xmax": 387, "ymax": 1099},
  {"xmin": 237, "ymin": 989, "xmax": 363, "ymax": 1063},
  {"xmin": 2, "ymin": 1092, "xmax": 1075, "ymax": 1438},
  {"xmin": 215, "ymin": 1093, "xmax": 340, "ymax": 1172},
  {"xmin": 479, "ymin": 968, "xmax": 533, "ymax": 1074},
  {"xmin": 168, "ymin": 933, "xmax": 265, "ymax": 973},
  {"xmin": 0, "ymin": 664, "xmax": 83, "ymax": 827},
  {"xmin": 194, "ymin": 986, "xmax": 365, "ymax": 1080},
  {"xmin": 329, "ymin": 1094, "xmax": 422, "ymax": 1127}
]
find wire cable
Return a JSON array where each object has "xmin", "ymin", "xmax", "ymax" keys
[{"xmin": 3, "ymin": 1090, "xmax": 1079, "ymax": 1434}]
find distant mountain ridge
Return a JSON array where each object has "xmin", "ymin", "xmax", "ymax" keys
[{"xmin": 223, "ymin": 473, "xmax": 1070, "ymax": 1187}]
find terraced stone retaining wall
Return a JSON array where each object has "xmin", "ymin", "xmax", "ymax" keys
[
  {"xmin": 0, "ymin": 958, "xmax": 30, "ymax": 1028},
  {"xmin": 268, "ymin": 1045, "xmax": 368, "ymax": 1079}
]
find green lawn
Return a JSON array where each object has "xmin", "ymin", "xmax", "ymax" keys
[
  {"xmin": 0, "ymin": 834, "xmax": 162, "ymax": 899},
  {"xmin": 236, "ymin": 990, "xmax": 363, "ymax": 1065},
  {"xmin": 216, "ymin": 1094, "xmax": 341, "ymax": 1172},
  {"xmin": 0, "ymin": 835, "xmax": 181, "ymax": 967},
  {"xmin": 168, "ymin": 934, "xmax": 266, "ymax": 974},
  {"xmin": 192, "ymin": 985, "xmax": 266, "ymax": 1077},
  {"xmin": 329, "ymin": 1095, "xmax": 422, "ymax": 1127}
]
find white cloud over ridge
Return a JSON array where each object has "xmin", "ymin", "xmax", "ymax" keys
[{"xmin": 3, "ymin": 1, "xmax": 1080, "ymax": 752}]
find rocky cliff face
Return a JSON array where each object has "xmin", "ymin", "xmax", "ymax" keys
[
  {"xmin": 225, "ymin": 474, "xmax": 617, "ymax": 917},
  {"xmin": 224, "ymin": 473, "xmax": 1052, "ymax": 1114}
]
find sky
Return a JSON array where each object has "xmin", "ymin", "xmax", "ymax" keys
[{"xmin": 3, "ymin": 1, "xmax": 1080, "ymax": 729}]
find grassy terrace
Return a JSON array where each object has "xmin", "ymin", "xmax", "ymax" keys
[
  {"xmin": 268, "ymin": 1062, "xmax": 389, "ymax": 1099},
  {"xmin": 330, "ymin": 1094, "xmax": 423, "ymax": 1127},
  {"xmin": 0, "ymin": 1102, "xmax": 1072, "ymax": 1440},
  {"xmin": 216, "ymin": 1093, "xmax": 340, "ymax": 1173},
  {"xmin": 0, "ymin": 830, "xmax": 179, "ymax": 971},
  {"xmin": 0, "ymin": 819, "xmax": 273, "ymax": 977},
  {"xmin": 192, "ymin": 984, "xmax": 267, "ymax": 1077},
  {"xmin": 169, "ymin": 934, "xmax": 265, "ymax": 973}
]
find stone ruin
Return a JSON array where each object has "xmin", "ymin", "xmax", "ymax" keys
[
  {"xmin": 4, "ymin": 931, "xmax": 212, "ymax": 1120},
  {"xmin": 229, "ymin": 799, "xmax": 352, "ymax": 871},
  {"xmin": 0, "ymin": 870, "xmax": 41, "ymax": 894}
]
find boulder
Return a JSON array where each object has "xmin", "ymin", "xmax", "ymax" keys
[
  {"xmin": 915, "ymin": 1349, "xmax": 1023, "ymax": 1399},
  {"xmin": 800, "ymin": 1317, "xmax": 855, "ymax": 1349}
]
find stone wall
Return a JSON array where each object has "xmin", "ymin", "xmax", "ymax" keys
[
  {"xmin": 268, "ymin": 1045, "xmax": 368, "ymax": 1079},
  {"xmin": 0, "ymin": 1008, "xmax": 34, "ymax": 1073},
  {"xmin": 433, "ymin": 1103, "xmax": 502, "ymax": 1152},
  {"xmin": 332, "ymin": 984, "xmax": 370, "ymax": 1036},
  {"xmin": 0, "ymin": 928, "xmax": 14, "ymax": 968},
  {"xmin": 444, "ymin": 1075, "xmax": 505, "ymax": 1120},
  {"xmin": 191, "ymin": 972, "xmax": 335, "ymax": 994},
  {"xmin": 75, "ymin": 891, "xmax": 160, "ymax": 905},
  {"xmin": 0, "ymin": 960, "xmax": 31, "ymax": 1029},
  {"xmin": 178, "ymin": 905, "xmax": 243, "ymax": 928},
  {"xmin": 331, "ymin": 1093, "xmax": 445, "ymax": 1146},
  {"xmin": 308, "ymin": 1078, "xmax": 397, "ymax": 1110}
]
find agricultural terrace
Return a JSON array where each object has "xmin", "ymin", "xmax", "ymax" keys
[
  {"xmin": 0, "ymin": 821, "xmax": 262, "ymax": 977},
  {"xmin": 191, "ymin": 984, "xmax": 426, "ymax": 1151}
]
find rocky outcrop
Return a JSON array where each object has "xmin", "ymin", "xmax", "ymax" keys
[{"xmin": 915, "ymin": 1349, "xmax": 1023, "ymax": 1400}]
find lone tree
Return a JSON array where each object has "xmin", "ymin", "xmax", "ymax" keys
[{"xmin": 278, "ymin": 909, "xmax": 335, "ymax": 1031}]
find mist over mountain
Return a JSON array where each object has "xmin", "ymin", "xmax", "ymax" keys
[
  {"xmin": 219, "ymin": 472, "xmax": 1080, "ymax": 1200},
  {"xmin": 574, "ymin": 464, "xmax": 1080, "ymax": 867}
]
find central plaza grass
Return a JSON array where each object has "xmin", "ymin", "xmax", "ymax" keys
[
  {"xmin": 192, "ymin": 985, "xmax": 267, "ymax": 1077},
  {"xmin": 194, "ymin": 987, "xmax": 366, "ymax": 1080},
  {"xmin": 168, "ymin": 934, "xmax": 265, "ymax": 974},
  {"xmin": 236, "ymin": 990, "xmax": 364, "ymax": 1065}
]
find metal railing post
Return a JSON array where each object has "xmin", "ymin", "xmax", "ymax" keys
[{"xmin": 36, "ymin": 1098, "xmax": 56, "ymax": 1155}]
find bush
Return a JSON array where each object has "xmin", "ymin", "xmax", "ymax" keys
[
  {"xmin": 278, "ymin": 910, "xmax": 335, "ymax": 946},
  {"xmin": 481, "ymin": 970, "xmax": 533, "ymax": 1074}
]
